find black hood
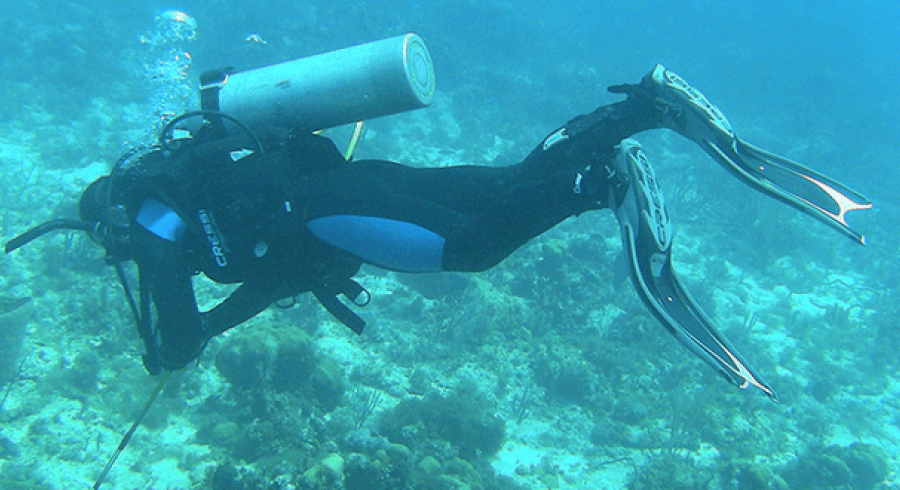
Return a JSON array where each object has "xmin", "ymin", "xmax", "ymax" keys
[{"xmin": 79, "ymin": 176, "xmax": 111, "ymax": 224}]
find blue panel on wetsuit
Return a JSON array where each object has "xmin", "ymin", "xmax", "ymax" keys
[
  {"xmin": 136, "ymin": 198, "xmax": 186, "ymax": 242},
  {"xmin": 307, "ymin": 215, "xmax": 445, "ymax": 272}
]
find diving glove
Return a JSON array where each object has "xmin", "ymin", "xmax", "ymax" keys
[
  {"xmin": 612, "ymin": 139, "xmax": 777, "ymax": 401},
  {"xmin": 610, "ymin": 64, "xmax": 872, "ymax": 244}
]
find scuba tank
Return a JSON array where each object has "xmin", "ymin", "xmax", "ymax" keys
[{"xmin": 199, "ymin": 33, "xmax": 435, "ymax": 133}]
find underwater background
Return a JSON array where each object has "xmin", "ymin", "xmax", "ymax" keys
[{"xmin": 1, "ymin": 0, "xmax": 899, "ymax": 488}]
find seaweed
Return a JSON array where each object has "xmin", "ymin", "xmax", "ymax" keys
[
  {"xmin": 509, "ymin": 386, "xmax": 534, "ymax": 424},
  {"xmin": 349, "ymin": 387, "xmax": 383, "ymax": 430}
]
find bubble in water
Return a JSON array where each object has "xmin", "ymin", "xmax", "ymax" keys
[
  {"xmin": 141, "ymin": 10, "xmax": 198, "ymax": 46},
  {"xmin": 138, "ymin": 10, "xmax": 198, "ymax": 143}
]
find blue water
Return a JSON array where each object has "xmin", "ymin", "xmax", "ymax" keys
[{"xmin": 0, "ymin": 1, "xmax": 898, "ymax": 488}]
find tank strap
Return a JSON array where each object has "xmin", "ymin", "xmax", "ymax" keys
[
  {"xmin": 199, "ymin": 67, "xmax": 234, "ymax": 112},
  {"xmin": 199, "ymin": 68, "xmax": 236, "ymax": 137},
  {"xmin": 312, "ymin": 278, "xmax": 369, "ymax": 335}
]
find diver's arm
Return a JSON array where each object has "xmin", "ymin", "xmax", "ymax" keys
[
  {"xmin": 203, "ymin": 280, "xmax": 293, "ymax": 336},
  {"xmin": 132, "ymin": 227, "xmax": 206, "ymax": 371}
]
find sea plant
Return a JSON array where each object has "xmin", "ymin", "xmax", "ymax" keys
[{"xmin": 350, "ymin": 387, "xmax": 383, "ymax": 429}]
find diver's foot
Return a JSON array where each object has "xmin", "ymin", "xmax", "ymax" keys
[{"xmin": 609, "ymin": 64, "xmax": 736, "ymax": 147}]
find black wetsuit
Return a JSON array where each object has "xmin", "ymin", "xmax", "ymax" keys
[{"xmin": 128, "ymin": 101, "xmax": 651, "ymax": 370}]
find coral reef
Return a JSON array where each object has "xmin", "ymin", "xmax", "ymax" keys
[
  {"xmin": 214, "ymin": 325, "xmax": 317, "ymax": 392},
  {"xmin": 783, "ymin": 442, "xmax": 889, "ymax": 490},
  {"xmin": 379, "ymin": 381, "xmax": 506, "ymax": 461}
]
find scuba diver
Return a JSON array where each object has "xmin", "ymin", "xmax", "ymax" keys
[{"xmin": 5, "ymin": 47, "xmax": 872, "ymax": 402}]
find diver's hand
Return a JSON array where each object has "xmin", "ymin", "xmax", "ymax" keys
[
  {"xmin": 147, "ymin": 314, "xmax": 212, "ymax": 374},
  {"xmin": 142, "ymin": 352, "xmax": 163, "ymax": 376}
]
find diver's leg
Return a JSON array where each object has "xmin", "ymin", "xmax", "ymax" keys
[
  {"xmin": 440, "ymin": 164, "xmax": 624, "ymax": 271},
  {"xmin": 513, "ymin": 99, "xmax": 661, "ymax": 179},
  {"xmin": 300, "ymin": 91, "xmax": 658, "ymax": 272},
  {"xmin": 345, "ymin": 161, "xmax": 521, "ymax": 218},
  {"xmin": 299, "ymin": 158, "xmax": 624, "ymax": 273},
  {"xmin": 346, "ymin": 98, "xmax": 655, "ymax": 217}
]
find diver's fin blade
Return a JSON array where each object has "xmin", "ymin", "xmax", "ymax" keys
[
  {"xmin": 701, "ymin": 137, "xmax": 872, "ymax": 245},
  {"xmin": 738, "ymin": 140, "xmax": 871, "ymax": 205},
  {"xmin": 612, "ymin": 139, "xmax": 776, "ymax": 400},
  {"xmin": 736, "ymin": 140, "xmax": 872, "ymax": 243},
  {"xmin": 621, "ymin": 227, "xmax": 778, "ymax": 401},
  {"xmin": 652, "ymin": 251, "xmax": 778, "ymax": 401}
]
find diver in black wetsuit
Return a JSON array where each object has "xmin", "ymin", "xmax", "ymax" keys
[
  {"xmin": 6, "ymin": 65, "xmax": 873, "ymax": 400},
  {"xmin": 70, "ymin": 99, "xmax": 636, "ymax": 375}
]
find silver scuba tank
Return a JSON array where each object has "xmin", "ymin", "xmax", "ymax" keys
[{"xmin": 200, "ymin": 33, "xmax": 435, "ymax": 132}]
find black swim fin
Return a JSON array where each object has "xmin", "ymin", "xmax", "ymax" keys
[
  {"xmin": 612, "ymin": 139, "xmax": 777, "ymax": 401},
  {"xmin": 634, "ymin": 64, "xmax": 872, "ymax": 244}
]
